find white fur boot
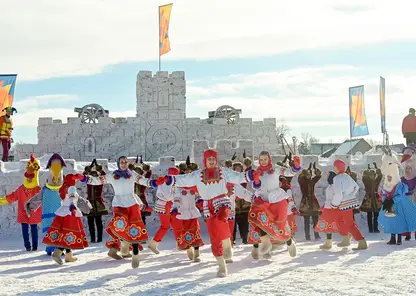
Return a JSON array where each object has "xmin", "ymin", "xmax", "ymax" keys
[
  {"xmin": 64, "ymin": 251, "xmax": 78, "ymax": 262},
  {"xmin": 121, "ymin": 240, "xmax": 132, "ymax": 258},
  {"xmin": 337, "ymin": 235, "xmax": 351, "ymax": 247},
  {"xmin": 251, "ymin": 247, "xmax": 260, "ymax": 259},
  {"xmin": 107, "ymin": 247, "xmax": 122, "ymax": 260},
  {"xmin": 215, "ymin": 256, "xmax": 228, "ymax": 278},
  {"xmin": 222, "ymin": 238, "xmax": 233, "ymax": 263},
  {"xmin": 259, "ymin": 235, "xmax": 272, "ymax": 255},
  {"xmin": 131, "ymin": 253, "xmax": 140, "ymax": 269},
  {"xmin": 186, "ymin": 248, "xmax": 194, "ymax": 260},
  {"xmin": 52, "ymin": 249, "xmax": 63, "ymax": 265},
  {"xmin": 148, "ymin": 239, "xmax": 160, "ymax": 254},
  {"xmin": 287, "ymin": 238, "xmax": 297, "ymax": 257},
  {"xmin": 319, "ymin": 239, "xmax": 333, "ymax": 250},
  {"xmin": 193, "ymin": 248, "xmax": 201, "ymax": 262}
]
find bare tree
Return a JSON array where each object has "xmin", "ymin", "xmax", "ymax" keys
[
  {"xmin": 299, "ymin": 132, "xmax": 319, "ymax": 155},
  {"xmin": 276, "ymin": 119, "xmax": 290, "ymax": 138}
]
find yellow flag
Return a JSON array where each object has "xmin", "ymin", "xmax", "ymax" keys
[{"xmin": 159, "ymin": 3, "xmax": 173, "ymax": 56}]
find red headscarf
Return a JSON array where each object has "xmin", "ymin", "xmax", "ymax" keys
[
  {"xmin": 257, "ymin": 151, "xmax": 273, "ymax": 175},
  {"xmin": 204, "ymin": 149, "xmax": 218, "ymax": 179},
  {"xmin": 333, "ymin": 159, "xmax": 346, "ymax": 174}
]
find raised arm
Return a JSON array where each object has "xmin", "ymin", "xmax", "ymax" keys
[
  {"xmin": 0, "ymin": 185, "xmax": 25, "ymax": 206},
  {"xmin": 82, "ymin": 174, "xmax": 110, "ymax": 186},
  {"xmin": 234, "ymin": 183, "xmax": 253, "ymax": 202},
  {"xmin": 171, "ymin": 171, "xmax": 199, "ymax": 187},
  {"xmin": 223, "ymin": 167, "xmax": 261, "ymax": 189}
]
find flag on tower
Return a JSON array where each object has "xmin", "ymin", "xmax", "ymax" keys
[
  {"xmin": 349, "ymin": 85, "xmax": 369, "ymax": 138},
  {"xmin": 159, "ymin": 3, "xmax": 173, "ymax": 56}
]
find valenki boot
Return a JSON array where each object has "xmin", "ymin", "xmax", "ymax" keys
[
  {"xmin": 222, "ymin": 238, "xmax": 233, "ymax": 263},
  {"xmin": 251, "ymin": 246, "xmax": 260, "ymax": 259},
  {"xmin": 121, "ymin": 241, "xmax": 132, "ymax": 258},
  {"xmin": 52, "ymin": 249, "xmax": 64, "ymax": 265},
  {"xmin": 352, "ymin": 239, "xmax": 368, "ymax": 250},
  {"xmin": 387, "ymin": 234, "xmax": 396, "ymax": 245},
  {"xmin": 108, "ymin": 247, "xmax": 122, "ymax": 260},
  {"xmin": 65, "ymin": 251, "xmax": 78, "ymax": 262},
  {"xmin": 215, "ymin": 256, "xmax": 228, "ymax": 278},
  {"xmin": 259, "ymin": 235, "xmax": 272, "ymax": 255},
  {"xmin": 287, "ymin": 238, "xmax": 297, "ymax": 257},
  {"xmin": 186, "ymin": 248, "xmax": 194, "ymax": 260},
  {"xmin": 193, "ymin": 248, "xmax": 201, "ymax": 262},
  {"xmin": 319, "ymin": 238, "xmax": 333, "ymax": 250},
  {"xmin": 148, "ymin": 240, "xmax": 160, "ymax": 254},
  {"xmin": 337, "ymin": 235, "xmax": 351, "ymax": 247}
]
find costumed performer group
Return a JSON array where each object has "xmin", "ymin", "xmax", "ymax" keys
[{"xmin": 2, "ymin": 144, "xmax": 416, "ymax": 277}]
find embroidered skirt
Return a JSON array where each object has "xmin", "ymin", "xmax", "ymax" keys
[
  {"xmin": 248, "ymin": 197, "xmax": 291, "ymax": 243},
  {"xmin": 172, "ymin": 213, "xmax": 204, "ymax": 250},
  {"xmin": 287, "ymin": 214, "xmax": 298, "ymax": 235},
  {"xmin": 106, "ymin": 204, "xmax": 148, "ymax": 244},
  {"xmin": 314, "ymin": 208, "xmax": 339, "ymax": 233},
  {"xmin": 42, "ymin": 215, "xmax": 88, "ymax": 249}
]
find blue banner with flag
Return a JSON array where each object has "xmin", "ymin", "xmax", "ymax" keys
[
  {"xmin": 0, "ymin": 74, "xmax": 17, "ymax": 116},
  {"xmin": 380, "ymin": 76, "xmax": 386, "ymax": 133},
  {"xmin": 349, "ymin": 85, "xmax": 369, "ymax": 138}
]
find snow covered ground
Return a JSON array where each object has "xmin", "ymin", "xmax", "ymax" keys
[{"xmin": 1, "ymin": 217, "xmax": 416, "ymax": 296}]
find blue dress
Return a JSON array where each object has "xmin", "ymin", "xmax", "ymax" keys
[
  {"xmin": 378, "ymin": 182, "xmax": 416, "ymax": 234},
  {"xmin": 41, "ymin": 186, "xmax": 62, "ymax": 253}
]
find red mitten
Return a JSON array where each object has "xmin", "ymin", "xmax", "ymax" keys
[
  {"xmin": 292, "ymin": 209, "xmax": 301, "ymax": 216},
  {"xmin": 74, "ymin": 174, "xmax": 85, "ymax": 181},
  {"xmin": 196, "ymin": 200, "xmax": 204, "ymax": 212},
  {"xmin": 217, "ymin": 206, "xmax": 230, "ymax": 221},
  {"xmin": 155, "ymin": 176, "xmax": 166, "ymax": 186},
  {"xmin": 252, "ymin": 170, "xmax": 260, "ymax": 184},
  {"xmin": 144, "ymin": 206, "xmax": 152, "ymax": 213}
]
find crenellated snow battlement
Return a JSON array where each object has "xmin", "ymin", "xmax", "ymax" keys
[{"xmin": 0, "ymin": 153, "xmax": 399, "ymax": 234}]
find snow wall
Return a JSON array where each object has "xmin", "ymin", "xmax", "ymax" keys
[{"xmin": 0, "ymin": 153, "xmax": 401, "ymax": 235}]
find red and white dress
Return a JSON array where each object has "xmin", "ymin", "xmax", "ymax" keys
[
  {"xmin": 170, "ymin": 151, "xmax": 251, "ymax": 257},
  {"xmin": 171, "ymin": 186, "xmax": 204, "ymax": 250},
  {"xmin": 42, "ymin": 186, "xmax": 89, "ymax": 249},
  {"xmin": 84, "ymin": 171, "xmax": 151, "ymax": 250},
  {"xmin": 247, "ymin": 155, "xmax": 293, "ymax": 244}
]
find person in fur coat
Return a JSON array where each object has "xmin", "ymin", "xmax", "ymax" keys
[
  {"xmin": 83, "ymin": 159, "xmax": 108, "ymax": 243},
  {"xmin": 359, "ymin": 163, "xmax": 382, "ymax": 233},
  {"xmin": 298, "ymin": 163, "xmax": 322, "ymax": 240}
]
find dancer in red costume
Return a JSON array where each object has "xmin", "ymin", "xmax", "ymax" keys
[
  {"xmin": 43, "ymin": 174, "xmax": 91, "ymax": 265},
  {"xmin": 249, "ymin": 151, "xmax": 301, "ymax": 260},
  {"xmin": 82, "ymin": 156, "xmax": 163, "ymax": 269},
  {"xmin": 280, "ymin": 176, "xmax": 300, "ymax": 238},
  {"xmin": 147, "ymin": 167, "xmax": 181, "ymax": 254},
  {"xmin": 164, "ymin": 149, "xmax": 259, "ymax": 277},
  {"xmin": 171, "ymin": 160, "xmax": 204, "ymax": 262}
]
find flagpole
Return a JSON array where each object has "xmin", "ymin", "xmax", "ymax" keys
[{"xmin": 158, "ymin": 6, "xmax": 161, "ymax": 72}]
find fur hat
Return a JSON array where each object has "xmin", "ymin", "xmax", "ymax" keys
[
  {"xmin": 232, "ymin": 162, "xmax": 243, "ymax": 171},
  {"xmin": 178, "ymin": 162, "xmax": 187, "ymax": 171},
  {"xmin": 188, "ymin": 162, "xmax": 199, "ymax": 171},
  {"xmin": 243, "ymin": 157, "xmax": 252, "ymax": 168},
  {"xmin": 224, "ymin": 160, "xmax": 233, "ymax": 168}
]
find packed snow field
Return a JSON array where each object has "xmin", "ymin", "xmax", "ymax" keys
[{"xmin": 1, "ymin": 216, "xmax": 416, "ymax": 296}]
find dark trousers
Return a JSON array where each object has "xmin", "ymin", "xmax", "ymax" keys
[
  {"xmin": 87, "ymin": 216, "xmax": 103, "ymax": 242},
  {"xmin": 304, "ymin": 215, "xmax": 320, "ymax": 239},
  {"xmin": 367, "ymin": 212, "xmax": 379, "ymax": 232},
  {"xmin": 21, "ymin": 223, "xmax": 38, "ymax": 250},
  {"xmin": 233, "ymin": 212, "xmax": 249, "ymax": 244},
  {"xmin": 405, "ymin": 133, "xmax": 416, "ymax": 145},
  {"xmin": 1, "ymin": 139, "xmax": 10, "ymax": 162}
]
